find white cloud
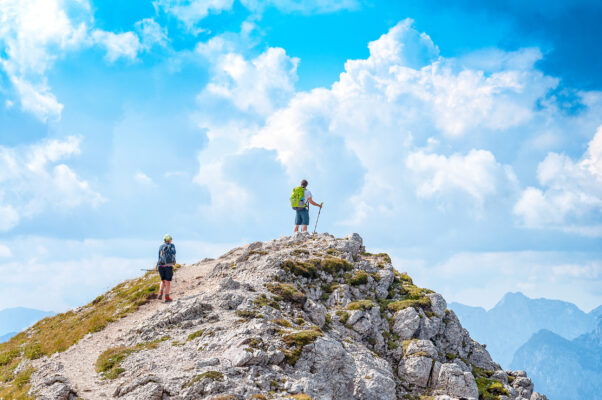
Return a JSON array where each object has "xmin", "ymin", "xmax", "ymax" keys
[
  {"xmin": 514, "ymin": 125, "xmax": 602, "ymax": 235},
  {"xmin": 0, "ymin": 245, "xmax": 12, "ymax": 258},
  {"xmin": 205, "ymin": 47, "xmax": 298, "ymax": 117},
  {"xmin": 134, "ymin": 172, "xmax": 153, "ymax": 185},
  {"xmin": 0, "ymin": 0, "xmax": 90, "ymax": 121},
  {"xmin": 153, "ymin": 0, "xmax": 234, "ymax": 31},
  {"xmin": 9, "ymin": 76, "xmax": 64, "ymax": 122},
  {"xmin": 0, "ymin": 0, "xmax": 161, "ymax": 120},
  {"xmin": 0, "ymin": 203, "xmax": 19, "ymax": 231},
  {"xmin": 406, "ymin": 149, "xmax": 517, "ymax": 206},
  {"xmin": 92, "ymin": 30, "xmax": 141, "ymax": 63},
  {"xmin": 153, "ymin": 0, "xmax": 358, "ymax": 30},
  {"xmin": 0, "ymin": 136, "xmax": 104, "ymax": 231},
  {"xmin": 135, "ymin": 18, "xmax": 168, "ymax": 50},
  {"xmin": 190, "ymin": 18, "xmax": 602, "ymax": 234}
]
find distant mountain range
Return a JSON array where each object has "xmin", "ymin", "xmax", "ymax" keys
[
  {"xmin": 511, "ymin": 320, "xmax": 602, "ymax": 400},
  {"xmin": 0, "ymin": 307, "xmax": 55, "ymax": 340},
  {"xmin": 450, "ymin": 292, "xmax": 601, "ymax": 367},
  {"xmin": 0, "ymin": 332, "xmax": 17, "ymax": 343}
]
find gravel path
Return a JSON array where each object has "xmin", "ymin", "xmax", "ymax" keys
[{"xmin": 33, "ymin": 253, "xmax": 235, "ymax": 399}]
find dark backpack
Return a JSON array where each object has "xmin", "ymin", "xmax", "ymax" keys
[{"xmin": 159, "ymin": 244, "xmax": 176, "ymax": 265}]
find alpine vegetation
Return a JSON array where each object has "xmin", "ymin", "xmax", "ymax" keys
[{"xmin": 0, "ymin": 234, "xmax": 547, "ymax": 400}]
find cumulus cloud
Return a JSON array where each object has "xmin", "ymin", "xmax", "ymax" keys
[
  {"xmin": 0, "ymin": 0, "xmax": 164, "ymax": 120},
  {"xmin": 204, "ymin": 48, "xmax": 299, "ymax": 117},
  {"xmin": 9, "ymin": 76, "xmax": 64, "ymax": 121},
  {"xmin": 92, "ymin": 30, "xmax": 141, "ymax": 63},
  {"xmin": 188, "ymin": 18, "xmax": 576, "ymax": 228},
  {"xmin": 514, "ymin": 125, "xmax": 602, "ymax": 235},
  {"xmin": 135, "ymin": 18, "xmax": 168, "ymax": 50},
  {"xmin": 0, "ymin": 0, "xmax": 89, "ymax": 121},
  {"xmin": 0, "ymin": 136, "xmax": 104, "ymax": 231},
  {"xmin": 406, "ymin": 149, "xmax": 517, "ymax": 207}
]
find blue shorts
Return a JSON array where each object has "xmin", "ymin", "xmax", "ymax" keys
[{"xmin": 295, "ymin": 209, "xmax": 310, "ymax": 226}]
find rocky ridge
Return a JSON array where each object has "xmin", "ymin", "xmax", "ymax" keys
[{"xmin": 23, "ymin": 233, "xmax": 548, "ymax": 399}]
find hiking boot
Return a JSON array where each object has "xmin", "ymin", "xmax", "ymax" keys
[
  {"xmin": 158, "ymin": 292, "xmax": 163, "ymax": 300},
  {"xmin": 165, "ymin": 295, "xmax": 173, "ymax": 302}
]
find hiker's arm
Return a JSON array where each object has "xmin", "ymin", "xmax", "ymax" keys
[{"xmin": 308, "ymin": 198, "xmax": 322, "ymax": 207}]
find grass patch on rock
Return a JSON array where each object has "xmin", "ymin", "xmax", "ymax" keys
[
  {"xmin": 95, "ymin": 346, "xmax": 135, "ymax": 379},
  {"xmin": 273, "ymin": 319, "xmax": 293, "ymax": 328},
  {"xmin": 183, "ymin": 370, "xmax": 225, "ymax": 388},
  {"xmin": 387, "ymin": 297, "xmax": 431, "ymax": 312},
  {"xmin": 281, "ymin": 257, "xmax": 353, "ymax": 279},
  {"xmin": 281, "ymin": 328, "xmax": 323, "ymax": 366},
  {"xmin": 281, "ymin": 260, "xmax": 318, "ymax": 278},
  {"xmin": 346, "ymin": 300, "xmax": 375, "ymax": 311},
  {"xmin": 476, "ymin": 378, "xmax": 509, "ymax": 400},
  {"xmin": 335, "ymin": 310, "xmax": 349, "ymax": 324},
  {"xmin": 348, "ymin": 271, "xmax": 369, "ymax": 286},
  {"xmin": 187, "ymin": 330, "xmax": 205, "ymax": 341},
  {"xmin": 266, "ymin": 283, "xmax": 306, "ymax": 305}
]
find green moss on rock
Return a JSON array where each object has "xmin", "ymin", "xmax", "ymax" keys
[
  {"xmin": 349, "ymin": 271, "xmax": 369, "ymax": 286},
  {"xmin": 346, "ymin": 300, "xmax": 375, "ymax": 311},
  {"xmin": 266, "ymin": 283, "xmax": 306, "ymax": 305}
]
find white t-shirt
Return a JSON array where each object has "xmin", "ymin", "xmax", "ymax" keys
[{"xmin": 301, "ymin": 189, "xmax": 312, "ymax": 207}]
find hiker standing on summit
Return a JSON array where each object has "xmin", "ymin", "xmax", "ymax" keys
[
  {"xmin": 157, "ymin": 234, "xmax": 176, "ymax": 302},
  {"xmin": 291, "ymin": 179, "xmax": 322, "ymax": 233}
]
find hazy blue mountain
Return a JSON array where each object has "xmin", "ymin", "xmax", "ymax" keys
[
  {"xmin": 449, "ymin": 292, "xmax": 598, "ymax": 367},
  {"xmin": 0, "ymin": 331, "xmax": 17, "ymax": 343},
  {"xmin": 511, "ymin": 320, "xmax": 602, "ymax": 400},
  {"xmin": 0, "ymin": 307, "xmax": 55, "ymax": 337},
  {"xmin": 590, "ymin": 305, "xmax": 602, "ymax": 319}
]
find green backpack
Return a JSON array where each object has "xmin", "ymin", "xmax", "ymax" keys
[{"xmin": 290, "ymin": 186, "xmax": 306, "ymax": 209}]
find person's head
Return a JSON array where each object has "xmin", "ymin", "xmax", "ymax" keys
[
  {"xmin": 300, "ymin": 179, "xmax": 308, "ymax": 188},
  {"xmin": 163, "ymin": 234, "xmax": 172, "ymax": 243}
]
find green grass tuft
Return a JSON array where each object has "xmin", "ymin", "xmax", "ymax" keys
[
  {"xmin": 266, "ymin": 283, "xmax": 306, "ymax": 305},
  {"xmin": 476, "ymin": 377, "xmax": 509, "ymax": 400},
  {"xmin": 281, "ymin": 328, "xmax": 323, "ymax": 366},
  {"xmin": 346, "ymin": 300, "xmax": 375, "ymax": 311},
  {"xmin": 349, "ymin": 271, "xmax": 369, "ymax": 286}
]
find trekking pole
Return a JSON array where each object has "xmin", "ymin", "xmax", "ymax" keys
[{"xmin": 313, "ymin": 203, "xmax": 323, "ymax": 234}]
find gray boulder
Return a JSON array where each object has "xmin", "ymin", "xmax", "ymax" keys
[
  {"xmin": 437, "ymin": 363, "xmax": 478, "ymax": 399},
  {"xmin": 392, "ymin": 307, "xmax": 421, "ymax": 339}
]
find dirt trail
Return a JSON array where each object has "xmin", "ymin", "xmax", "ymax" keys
[{"xmin": 35, "ymin": 254, "xmax": 232, "ymax": 399}]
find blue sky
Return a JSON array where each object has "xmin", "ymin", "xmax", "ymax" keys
[{"xmin": 1, "ymin": 0, "xmax": 601, "ymax": 313}]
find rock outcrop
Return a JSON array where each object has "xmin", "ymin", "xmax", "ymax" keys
[{"xmin": 20, "ymin": 233, "xmax": 547, "ymax": 399}]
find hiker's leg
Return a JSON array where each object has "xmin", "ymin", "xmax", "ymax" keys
[
  {"xmin": 301, "ymin": 209, "xmax": 309, "ymax": 232},
  {"xmin": 159, "ymin": 280, "xmax": 165, "ymax": 293},
  {"xmin": 165, "ymin": 281, "xmax": 171, "ymax": 295},
  {"xmin": 294, "ymin": 210, "xmax": 303, "ymax": 233}
]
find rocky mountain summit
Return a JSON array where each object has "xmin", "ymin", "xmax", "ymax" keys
[{"xmin": 1, "ymin": 233, "xmax": 547, "ymax": 400}]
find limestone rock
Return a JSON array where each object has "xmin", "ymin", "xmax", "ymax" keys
[
  {"xmin": 392, "ymin": 307, "xmax": 421, "ymax": 339},
  {"xmin": 436, "ymin": 363, "xmax": 479, "ymax": 399}
]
